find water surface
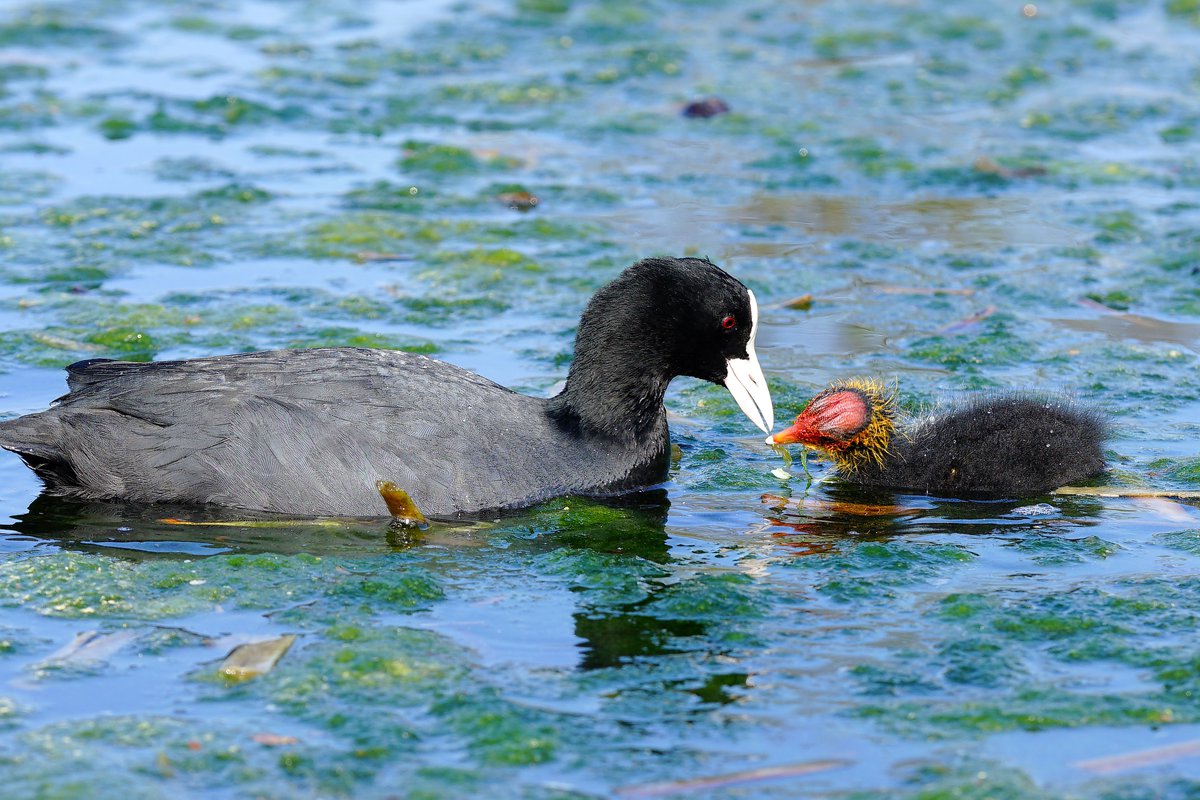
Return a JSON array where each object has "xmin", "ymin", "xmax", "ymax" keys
[{"xmin": 1, "ymin": 0, "xmax": 1200, "ymax": 797}]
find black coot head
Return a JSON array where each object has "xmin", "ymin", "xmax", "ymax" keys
[{"xmin": 571, "ymin": 257, "xmax": 773, "ymax": 433}]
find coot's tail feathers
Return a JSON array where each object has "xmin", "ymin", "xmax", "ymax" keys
[
  {"xmin": 64, "ymin": 358, "xmax": 117, "ymax": 392},
  {"xmin": 1, "ymin": 357, "xmax": 140, "ymax": 492},
  {"xmin": 0, "ymin": 415, "xmax": 76, "ymax": 492},
  {"xmin": 61, "ymin": 357, "xmax": 186, "ymax": 395}
]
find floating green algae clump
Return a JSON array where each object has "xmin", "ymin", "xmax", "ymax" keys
[
  {"xmin": 1148, "ymin": 458, "xmax": 1200, "ymax": 487},
  {"xmin": 788, "ymin": 541, "xmax": 977, "ymax": 603},
  {"xmin": 398, "ymin": 140, "xmax": 519, "ymax": 174},
  {"xmin": 854, "ymin": 578, "xmax": 1200, "ymax": 737},
  {"xmin": 907, "ymin": 316, "xmax": 1036, "ymax": 369},
  {"xmin": 0, "ymin": 552, "xmax": 444, "ymax": 619}
]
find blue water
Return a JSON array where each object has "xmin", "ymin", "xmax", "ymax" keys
[{"xmin": 0, "ymin": 0, "xmax": 1199, "ymax": 797}]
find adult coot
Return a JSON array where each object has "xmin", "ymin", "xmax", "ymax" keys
[
  {"xmin": 766, "ymin": 378, "xmax": 1106, "ymax": 495},
  {"xmin": 0, "ymin": 257, "xmax": 774, "ymax": 518}
]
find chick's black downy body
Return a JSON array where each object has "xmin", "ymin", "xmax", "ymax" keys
[{"xmin": 853, "ymin": 395, "xmax": 1107, "ymax": 495}]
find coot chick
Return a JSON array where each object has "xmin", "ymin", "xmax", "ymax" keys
[
  {"xmin": 0, "ymin": 257, "xmax": 773, "ymax": 518},
  {"xmin": 766, "ymin": 378, "xmax": 1106, "ymax": 496}
]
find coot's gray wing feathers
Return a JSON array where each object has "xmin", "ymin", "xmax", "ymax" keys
[
  {"xmin": 0, "ymin": 348, "xmax": 581, "ymax": 517},
  {"xmin": 0, "ymin": 258, "xmax": 772, "ymax": 516}
]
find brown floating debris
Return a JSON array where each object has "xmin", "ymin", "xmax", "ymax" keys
[
  {"xmin": 1053, "ymin": 487, "xmax": 1200, "ymax": 500},
  {"xmin": 783, "ymin": 293, "xmax": 814, "ymax": 311},
  {"xmin": 497, "ymin": 191, "xmax": 539, "ymax": 211},
  {"xmin": 1073, "ymin": 738, "xmax": 1200, "ymax": 775},
  {"xmin": 616, "ymin": 759, "xmax": 851, "ymax": 797},
  {"xmin": 682, "ymin": 96, "xmax": 730, "ymax": 118},
  {"xmin": 973, "ymin": 155, "xmax": 1047, "ymax": 179},
  {"xmin": 219, "ymin": 635, "xmax": 296, "ymax": 681},
  {"xmin": 377, "ymin": 480, "xmax": 430, "ymax": 529},
  {"xmin": 252, "ymin": 733, "xmax": 300, "ymax": 747}
]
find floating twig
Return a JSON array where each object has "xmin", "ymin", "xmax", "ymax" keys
[
  {"xmin": 1073, "ymin": 738, "xmax": 1200, "ymax": 775},
  {"xmin": 939, "ymin": 304, "xmax": 997, "ymax": 334},
  {"xmin": 872, "ymin": 285, "xmax": 974, "ymax": 297},
  {"xmin": 615, "ymin": 759, "xmax": 852, "ymax": 797},
  {"xmin": 1053, "ymin": 487, "xmax": 1200, "ymax": 500},
  {"xmin": 40, "ymin": 630, "xmax": 139, "ymax": 667}
]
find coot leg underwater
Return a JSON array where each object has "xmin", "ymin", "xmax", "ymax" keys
[
  {"xmin": 376, "ymin": 480, "xmax": 429, "ymax": 529},
  {"xmin": 0, "ymin": 257, "xmax": 774, "ymax": 519}
]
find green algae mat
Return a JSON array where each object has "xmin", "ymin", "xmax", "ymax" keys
[{"xmin": 1, "ymin": 0, "xmax": 1199, "ymax": 797}]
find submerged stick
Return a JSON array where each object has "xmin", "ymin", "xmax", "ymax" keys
[
  {"xmin": 1073, "ymin": 738, "xmax": 1200, "ymax": 775},
  {"xmin": 1053, "ymin": 487, "xmax": 1200, "ymax": 500},
  {"xmin": 615, "ymin": 759, "xmax": 852, "ymax": 797},
  {"xmin": 40, "ymin": 630, "xmax": 140, "ymax": 667}
]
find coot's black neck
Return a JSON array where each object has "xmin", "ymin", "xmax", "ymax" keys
[
  {"xmin": 547, "ymin": 359, "xmax": 670, "ymax": 442},
  {"xmin": 546, "ymin": 272, "xmax": 674, "ymax": 443}
]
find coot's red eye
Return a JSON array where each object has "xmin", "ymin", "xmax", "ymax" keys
[{"xmin": 721, "ymin": 315, "xmax": 737, "ymax": 330}]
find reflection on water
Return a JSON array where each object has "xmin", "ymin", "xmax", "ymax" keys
[
  {"xmin": 2, "ymin": 493, "xmax": 395, "ymax": 558},
  {"xmin": 600, "ymin": 192, "xmax": 1078, "ymax": 257},
  {"xmin": 574, "ymin": 613, "xmax": 705, "ymax": 670},
  {"xmin": 1052, "ymin": 309, "xmax": 1200, "ymax": 353},
  {"xmin": 761, "ymin": 480, "xmax": 1110, "ymax": 544},
  {"xmin": 1, "ymin": 489, "xmax": 741, "ymax": 687},
  {"xmin": 734, "ymin": 194, "xmax": 1077, "ymax": 248},
  {"xmin": 1, "ymin": 488, "xmax": 675, "ymax": 559}
]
